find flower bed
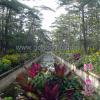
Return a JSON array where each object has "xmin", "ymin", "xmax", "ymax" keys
[
  {"xmin": 0, "ymin": 52, "xmax": 41, "ymax": 75},
  {"xmin": 55, "ymin": 50, "xmax": 100, "ymax": 75},
  {"xmin": 1, "ymin": 62, "xmax": 96, "ymax": 100}
]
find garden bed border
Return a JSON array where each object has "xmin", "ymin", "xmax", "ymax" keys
[
  {"xmin": 0, "ymin": 54, "xmax": 44, "ymax": 92},
  {"xmin": 53, "ymin": 53, "xmax": 100, "ymax": 95}
]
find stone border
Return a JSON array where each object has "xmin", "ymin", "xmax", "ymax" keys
[{"xmin": 53, "ymin": 53, "xmax": 100, "ymax": 95}]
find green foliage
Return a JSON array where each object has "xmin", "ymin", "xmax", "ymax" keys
[
  {"xmin": 15, "ymin": 63, "xmax": 84, "ymax": 99},
  {"xmin": 7, "ymin": 49, "xmax": 15, "ymax": 54},
  {"xmin": 87, "ymin": 48, "xmax": 97, "ymax": 54},
  {"xmin": 1, "ymin": 58, "xmax": 11, "ymax": 66},
  {"xmin": 0, "ymin": 52, "xmax": 41, "ymax": 73},
  {"xmin": 32, "ymin": 71, "xmax": 51, "ymax": 91},
  {"xmin": 0, "ymin": 61, "xmax": 4, "ymax": 71},
  {"xmin": 20, "ymin": 53, "xmax": 29, "ymax": 62},
  {"xmin": 3, "ymin": 97, "xmax": 13, "ymax": 100},
  {"xmin": 54, "ymin": 50, "xmax": 82, "ymax": 55},
  {"xmin": 76, "ymin": 52, "xmax": 100, "ymax": 74},
  {"xmin": 52, "ymin": 13, "xmax": 81, "ymax": 51},
  {"xmin": 0, "ymin": 58, "xmax": 11, "ymax": 71},
  {"xmin": 3, "ymin": 54, "xmax": 20, "ymax": 65},
  {"xmin": 73, "ymin": 91, "xmax": 84, "ymax": 100},
  {"xmin": 0, "ymin": 0, "xmax": 49, "ymax": 53},
  {"xmin": 61, "ymin": 76, "xmax": 82, "ymax": 92},
  {"xmin": 55, "ymin": 49, "xmax": 100, "ymax": 74},
  {"xmin": 54, "ymin": 0, "xmax": 100, "ymax": 53}
]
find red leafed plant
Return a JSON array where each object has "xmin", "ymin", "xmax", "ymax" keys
[
  {"xmin": 16, "ymin": 63, "xmax": 41, "ymax": 92},
  {"xmin": 16, "ymin": 73, "xmax": 33, "ymax": 92},
  {"xmin": 25, "ymin": 63, "xmax": 41, "ymax": 78},
  {"xmin": 54, "ymin": 63, "xmax": 66, "ymax": 77},
  {"xmin": 43, "ymin": 82, "xmax": 60, "ymax": 100},
  {"xmin": 15, "ymin": 63, "xmax": 85, "ymax": 100}
]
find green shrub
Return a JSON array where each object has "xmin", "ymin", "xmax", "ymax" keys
[
  {"xmin": 7, "ymin": 49, "xmax": 15, "ymax": 54},
  {"xmin": 88, "ymin": 48, "xmax": 97, "ymax": 54},
  {"xmin": 2, "ymin": 58, "xmax": 11, "ymax": 65},
  {"xmin": 4, "ymin": 97, "xmax": 13, "ymax": 100},
  {"xmin": 75, "ymin": 53, "xmax": 100, "ymax": 74},
  {"xmin": 0, "ymin": 61, "xmax": 4, "ymax": 71},
  {"xmin": 27, "ymin": 52, "xmax": 33, "ymax": 58},
  {"xmin": 32, "ymin": 52, "xmax": 37, "ymax": 58},
  {"xmin": 27, "ymin": 52, "xmax": 41, "ymax": 59},
  {"xmin": 0, "ymin": 58, "xmax": 11, "ymax": 71},
  {"xmin": 3, "ymin": 54, "xmax": 20, "ymax": 65},
  {"xmin": 20, "ymin": 53, "xmax": 28, "ymax": 63},
  {"xmin": 54, "ymin": 50, "xmax": 100, "ymax": 74}
]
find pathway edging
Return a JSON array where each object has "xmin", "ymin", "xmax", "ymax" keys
[
  {"xmin": 53, "ymin": 53, "xmax": 100, "ymax": 95},
  {"xmin": 0, "ymin": 54, "xmax": 43, "ymax": 92}
]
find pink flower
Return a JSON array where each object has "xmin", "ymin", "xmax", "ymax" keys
[
  {"xmin": 82, "ymin": 76, "xmax": 94, "ymax": 96},
  {"xmin": 84, "ymin": 63, "xmax": 93, "ymax": 71},
  {"xmin": 84, "ymin": 64, "xmax": 87, "ymax": 71},
  {"xmin": 82, "ymin": 89, "xmax": 93, "ymax": 96},
  {"xmin": 85, "ymin": 76, "xmax": 91, "ymax": 85},
  {"xmin": 82, "ymin": 84, "xmax": 94, "ymax": 96},
  {"xmin": 31, "ymin": 63, "xmax": 41, "ymax": 72},
  {"xmin": 89, "ymin": 63, "xmax": 93, "ymax": 71}
]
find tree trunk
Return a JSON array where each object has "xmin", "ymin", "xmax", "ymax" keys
[
  {"xmin": 81, "ymin": 6, "xmax": 87, "ymax": 54},
  {"xmin": 4, "ymin": 8, "xmax": 12, "ymax": 53},
  {"xmin": 95, "ymin": 11, "xmax": 100, "ymax": 50},
  {"xmin": 1, "ymin": 7, "xmax": 5, "ymax": 54}
]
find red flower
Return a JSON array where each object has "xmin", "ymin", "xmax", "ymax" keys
[
  {"xmin": 54, "ymin": 63, "xmax": 66, "ymax": 77},
  {"xmin": 25, "ymin": 63, "xmax": 41, "ymax": 78},
  {"xmin": 16, "ymin": 73, "xmax": 33, "ymax": 92},
  {"xmin": 31, "ymin": 63, "xmax": 41, "ymax": 72},
  {"xmin": 44, "ymin": 82, "xmax": 59, "ymax": 100}
]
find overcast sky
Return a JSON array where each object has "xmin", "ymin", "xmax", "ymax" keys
[{"xmin": 18, "ymin": 0, "xmax": 66, "ymax": 31}]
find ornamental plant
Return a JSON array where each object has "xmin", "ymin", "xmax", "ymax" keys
[
  {"xmin": 54, "ymin": 63, "xmax": 66, "ymax": 77},
  {"xmin": 15, "ymin": 63, "xmax": 84, "ymax": 100},
  {"xmin": 0, "ymin": 58, "xmax": 11, "ymax": 72},
  {"xmin": 84, "ymin": 63, "xmax": 93, "ymax": 71},
  {"xmin": 73, "ymin": 53, "xmax": 80, "ymax": 60},
  {"xmin": 24, "ymin": 63, "xmax": 41, "ymax": 78},
  {"xmin": 82, "ymin": 76, "xmax": 94, "ymax": 97},
  {"xmin": 3, "ymin": 54, "xmax": 20, "ymax": 65},
  {"xmin": 82, "ymin": 62, "xmax": 95, "ymax": 97}
]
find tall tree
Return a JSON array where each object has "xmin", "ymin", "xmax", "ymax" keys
[
  {"xmin": 0, "ymin": 0, "xmax": 41, "ymax": 53},
  {"xmin": 57, "ymin": 0, "xmax": 100, "ymax": 53},
  {"xmin": 52, "ymin": 13, "xmax": 81, "ymax": 51}
]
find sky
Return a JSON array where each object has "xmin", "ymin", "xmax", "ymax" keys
[{"xmin": 18, "ymin": 0, "xmax": 67, "ymax": 31}]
